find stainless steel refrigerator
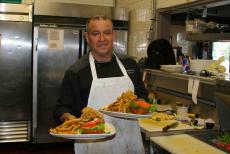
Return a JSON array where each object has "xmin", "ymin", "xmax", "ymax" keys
[
  {"xmin": 33, "ymin": 24, "xmax": 87, "ymax": 143},
  {"xmin": 0, "ymin": 3, "xmax": 32, "ymax": 143}
]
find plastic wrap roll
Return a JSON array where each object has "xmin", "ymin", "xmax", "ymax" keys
[
  {"xmin": 112, "ymin": 7, "xmax": 129, "ymax": 21},
  {"xmin": 130, "ymin": 8, "xmax": 153, "ymax": 22},
  {"xmin": 128, "ymin": 31, "xmax": 148, "ymax": 60},
  {"xmin": 129, "ymin": 20, "xmax": 152, "ymax": 32}
]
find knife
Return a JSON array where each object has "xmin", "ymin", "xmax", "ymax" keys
[{"xmin": 162, "ymin": 122, "xmax": 179, "ymax": 132}]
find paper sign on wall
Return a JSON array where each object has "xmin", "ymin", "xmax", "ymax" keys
[{"xmin": 48, "ymin": 29, "xmax": 64, "ymax": 50}]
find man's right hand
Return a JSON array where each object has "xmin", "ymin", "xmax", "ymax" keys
[{"xmin": 60, "ymin": 113, "xmax": 77, "ymax": 122}]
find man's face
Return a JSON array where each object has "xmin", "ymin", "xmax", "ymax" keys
[{"xmin": 85, "ymin": 19, "xmax": 114, "ymax": 56}]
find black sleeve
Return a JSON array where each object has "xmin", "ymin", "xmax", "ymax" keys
[
  {"xmin": 132, "ymin": 61, "xmax": 149, "ymax": 100},
  {"xmin": 53, "ymin": 70, "xmax": 83, "ymax": 123}
]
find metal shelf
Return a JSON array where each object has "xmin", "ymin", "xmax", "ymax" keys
[
  {"xmin": 144, "ymin": 69, "xmax": 217, "ymax": 85},
  {"xmin": 187, "ymin": 33, "xmax": 230, "ymax": 41}
]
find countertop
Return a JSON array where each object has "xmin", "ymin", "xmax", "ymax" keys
[{"xmin": 150, "ymin": 134, "xmax": 227, "ymax": 154}]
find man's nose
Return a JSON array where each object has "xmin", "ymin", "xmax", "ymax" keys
[{"xmin": 99, "ymin": 33, "xmax": 105, "ymax": 41}]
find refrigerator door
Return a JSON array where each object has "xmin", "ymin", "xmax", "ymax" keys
[
  {"xmin": 0, "ymin": 21, "xmax": 32, "ymax": 142},
  {"xmin": 114, "ymin": 30, "xmax": 128, "ymax": 55},
  {"xmin": 33, "ymin": 27, "xmax": 80, "ymax": 143}
]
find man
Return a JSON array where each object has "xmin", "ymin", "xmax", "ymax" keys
[{"xmin": 54, "ymin": 15, "xmax": 148, "ymax": 154}]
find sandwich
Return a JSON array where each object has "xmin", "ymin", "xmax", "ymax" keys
[
  {"xmin": 79, "ymin": 118, "xmax": 105, "ymax": 134},
  {"xmin": 50, "ymin": 107, "xmax": 105, "ymax": 134},
  {"xmin": 79, "ymin": 107, "xmax": 105, "ymax": 134}
]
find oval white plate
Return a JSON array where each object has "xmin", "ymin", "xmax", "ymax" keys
[
  {"xmin": 100, "ymin": 109, "xmax": 152, "ymax": 120},
  {"xmin": 50, "ymin": 123, "xmax": 116, "ymax": 140}
]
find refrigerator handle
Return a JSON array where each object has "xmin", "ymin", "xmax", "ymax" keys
[
  {"xmin": 79, "ymin": 29, "xmax": 83, "ymax": 58},
  {"xmin": 84, "ymin": 36, "xmax": 88, "ymax": 55},
  {"xmin": 32, "ymin": 26, "xmax": 39, "ymax": 142}
]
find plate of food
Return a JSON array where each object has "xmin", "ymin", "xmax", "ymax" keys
[
  {"xmin": 49, "ymin": 107, "xmax": 116, "ymax": 140},
  {"xmin": 100, "ymin": 91, "xmax": 157, "ymax": 119}
]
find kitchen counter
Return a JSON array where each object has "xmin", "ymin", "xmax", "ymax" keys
[{"xmin": 150, "ymin": 134, "xmax": 227, "ymax": 154}]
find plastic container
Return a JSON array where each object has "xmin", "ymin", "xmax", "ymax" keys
[
  {"xmin": 176, "ymin": 105, "xmax": 189, "ymax": 118},
  {"xmin": 190, "ymin": 59, "xmax": 213, "ymax": 74},
  {"xmin": 160, "ymin": 65, "xmax": 183, "ymax": 73}
]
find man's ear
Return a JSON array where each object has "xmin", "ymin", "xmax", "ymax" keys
[{"xmin": 85, "ymin": 32, "xmax": 89, "ymax": 43}]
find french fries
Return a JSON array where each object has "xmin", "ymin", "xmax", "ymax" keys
[
  {"xmin": 104, "ymin": 91, "xmax": 137, "ymax": 113},
  {"xmin": 49, "ymin": 119, "xmax": 84, "ymax": 134},
  {"xmin": 151, "ymin": 112, "xmax": 175, "ymax": 121}
]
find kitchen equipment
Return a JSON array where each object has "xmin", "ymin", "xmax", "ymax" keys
[
  {"xmin": 33, "ymin": 24, "xmax": 83, "ymax": 143},
  {"xmin": 162, "ymin": 121, "xmax": 179, "ymax": 131},
  {"xmin": 0, "ymin": 3, "xmax": 32, "ymax": 143},
  {"xmin": 215, "ymin": 92, "xmax": 230, "ymax": 131}
]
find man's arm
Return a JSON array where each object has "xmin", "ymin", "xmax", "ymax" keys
[{"xmin": 53, "ymin": 70, "xmax": 77, "ymax": 123}]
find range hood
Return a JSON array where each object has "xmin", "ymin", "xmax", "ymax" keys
[{"xmin": 34, "ymin": 1, "xmax": 113, "ymax": 18}]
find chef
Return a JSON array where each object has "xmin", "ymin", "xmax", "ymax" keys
[{"xmin": 54, "ymin": 15, "xmax": 148, "ymax": 154}]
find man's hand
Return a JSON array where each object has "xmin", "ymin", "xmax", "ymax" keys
[{"xmin": 60, "ymin": 113, "xmax": 77, "ymax": 122}]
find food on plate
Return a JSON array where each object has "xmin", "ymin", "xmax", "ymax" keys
[
  {"xmin": 129, "ymin": 100, "xmax": 156, "ymax": 114},
  {"xmin": 151, "ymin": 112, "xmax": 175, "ymax": 121},
  {"xmin": 49, "ymin": 107, "xmax": 105, "ymax": 134},
  {"xmin": 80, "ymin": 107, "xmax": 104, "ymax": 122},
  {"xmin": 104, "ymin": 90, "xmax": 137, "ymax": 113},
  {"xmin": 103, "ymin": 91, "xmax": 157, "ymax": 114}
]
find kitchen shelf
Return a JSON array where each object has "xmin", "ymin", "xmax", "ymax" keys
[
  {"xmin": 187, "ymin": 33, "xmax": 230, "ymax": 41},
  {"xmin": 143, "ymin": 69, "xmax": 217, "ymax": 105},
  {"xmin": 143, "ymin": 69, "xmax": 217, "ymax": 85}
]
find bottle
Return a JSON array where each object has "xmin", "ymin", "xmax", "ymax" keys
[{"xmin": 182, "ymin": 56, "xmax": 190, "ymax": 73}]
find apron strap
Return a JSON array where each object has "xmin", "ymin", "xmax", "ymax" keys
[
  {"xmin": 89, "ymin": 52, "xmax": 129, "ymax": 80},
  {"xmin": 114, "ymin": 54, "xmax": 129, "ymax": 77},
  {"xmin": 89, "ymin": 52, "xmax": 98, "ymax": 79}
]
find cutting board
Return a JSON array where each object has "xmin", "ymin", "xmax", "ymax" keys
[
  {"xmin": 151, "ymin": 134, "xmax": 227, "ymax": 154},
  {"xmin": 138, "ymin": 118, "xmax": 193, "ymax": 132}
]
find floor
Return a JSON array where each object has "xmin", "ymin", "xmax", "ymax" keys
[{"xmin": 0, "ymin": 142, "xmax": 74, "ymax": 154}]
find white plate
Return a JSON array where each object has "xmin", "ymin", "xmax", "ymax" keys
[
  {"xmin": 100, "ymin": 109, "xmax": 152, "ymax": 119},
  {"xmin": 50, "ymin": 123, "xmax": 116, "ymax": 140}
]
